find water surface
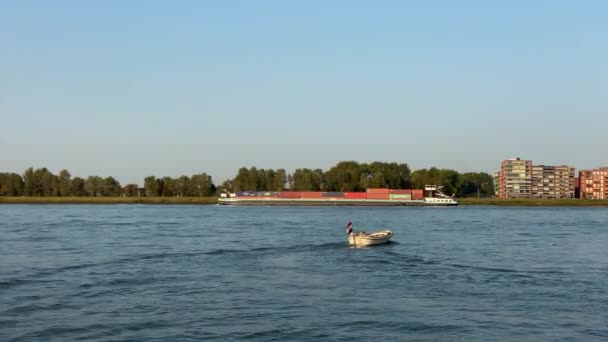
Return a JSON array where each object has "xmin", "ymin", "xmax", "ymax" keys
[{"xmin": 1, "ymin": 205, "xmax": 607, "ymax": 341}]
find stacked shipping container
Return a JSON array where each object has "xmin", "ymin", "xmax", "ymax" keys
[
  {"xmin": 299, "ymin": 192, "xmax": 323, "ymax": 198},
  {"xmin": 322, "ymin": 192, "xmax": 344, "ymax": 198},
  {"xmin": 412, "ymin": 189, "xmax": 424, "ymax": 200},
  {"xmin": 256, "ymin": 191, "xmax": 278, "ymax": 197},
  {"xmin": 344, "ymin": 192, "xmax": 367, "ymax": 199},
  {"xmin": 278, "ymin": 191, "xmax": 301, "ymax": 198},
  {"xmin": 235, "ymin": 188, "xmax": 426, "ymax": 201},
  {"xmin": 367, "ymin": 188, "xmax": 390, "ymax": 200},
  {"xmin": 299, "ymin": 192, "xmax": 345, "ymax": 199},
  {"xmin": 389, "ymin": 189, "xmax": 412, "ymax": 200},
  {"xmin": 235, "ymin": 191, "xmax": 258, "ymax": 197}
]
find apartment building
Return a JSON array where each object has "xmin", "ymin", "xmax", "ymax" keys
[
  {"xmin": 498, "ymin": 158, "xmax": 533, "ymax": 199},
  {"xmin": 531, "ymin": 165, "xmax": 575, "ymax": 198},
  {"xmin": 497, "ymin": 158, "xmax": 575, "ymax": 199},
  {"xmin": 579, "ymin": 167, "xmax": 608, "ymax": 199}
]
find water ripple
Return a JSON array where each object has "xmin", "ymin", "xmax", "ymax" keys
[{"xmin": 1, "ymin": 205, "xmax": 607, "ymax": 341}]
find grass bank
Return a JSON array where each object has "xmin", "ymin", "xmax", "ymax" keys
[
  {"xmin": 458, "ymin": 198, "xmax": 608, "ymax": 207},
  {"xmin": 0, "ymin": 197, "xmax": 218, "ymax": 205}
]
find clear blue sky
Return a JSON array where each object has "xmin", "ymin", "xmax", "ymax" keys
[{"xmin": 2, "ymin": 1, "xmax": 607, "ymax": 185}]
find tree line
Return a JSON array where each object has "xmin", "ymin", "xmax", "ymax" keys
[
  {"xmin": 0, "ymin": 168, "xmax": 123, "ymax": 197},
  {"xmin": 0, "ymin": 168, "xmax": 215, "ymax": 197},
  {"xmin": 222, "ymin": 161, "xmax": 494, "ymax": 197},
  {"xmin": 1, "ymin": 162, "xmax": 494, "ymax": 198}
]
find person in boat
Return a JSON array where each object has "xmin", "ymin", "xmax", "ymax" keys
[
  {"xmin": 345, "ymin": 221, "xmax": 366, "ymax": 236},
  {"xmin": 346, "ymin": 221, "xmax": 353, "ymax": 235}
]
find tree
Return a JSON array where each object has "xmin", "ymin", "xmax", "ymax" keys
[
  {"xmin": 123, "ymin": 184, "xmax": 138, "ymax": 197},
  {"xmin": 247, "ymin": 167, "xmax": 258, "ymax": 191},
  {"xmin": 358, "ymin": 172, "xmax": 370, "ymax": 190},
  {"xmin": 368, "ymin": 171, "xmax": 386, "ymax": 188},
  {"xmin": 85, "ymin": 176, "xmax": 104, "ymax": 196},
  {"xmin": 144, "ymin": 176, "xmax": 159, "ymax": 197},
  {"xmin": 287, "ymin": 174, "xmax": 294, "ymax": 190},
  {"xmin": 292, "ymin": 169, "xmax": 312, "ymax": 191},
  {"xmin": 324, "ymin": 161, "xmax": 361, "ymax": 191},
  {"xmin": 458, "ymin": 172, "xmax": 494, "ymax": 197},
  {"xmin": 273, "ymin": 169, "xmax": 287, "ymax": 191},
  {"xmin": 21, "ymin": 167, "xmax": 58, "ymax": 196},
  {"xmin": 58, "ymin": 169, "xmax": 71, "ymax": 196},
  {"xmin": 40, "ymin": 168, "xmax": 58, "ymax": 196},
  {"xmin": 23, "ymin": 167, "xmax": 35, "ymax": 196},
  {"xmin": 220, "ymin": 179, "xmax": 233, "ymax": 193},
  {"xmin": 191, "ymin": 173, "xmax": 214, "ymax": 196},
  {"xmin": 161, "ymin": 177, "xmax": 176, "ymax": 197},
  {"xmin": 0, "ymin": 173, "xmax": 23, "ymax": 196},
  {"xmin": 70, "ymin": 177, "xmax": 85, "ymax": 196},
  {"xmin": 176, "ymin": 176, "xmax": 191, "ymax": 197},
  {"xmin": 410, "ymin": 168, "xmax": 441, "ymax": 190},
  {"xmin": 410, "ymin": 168, "xmax": 461, "ymax": 195},
  {"xmin": 233, "ymin": 167, "xmax": 250, "ymax": 192},
  {"xmin": 292, "ymin": 168, "xmax": 324, "ymax": 191},
  {"xmin": 233, "ymin": 167, "xmax": 279, "ymax": 191},
  {"xmin": 102, "ymin": 177, "xmax": 122, "ymax": 196}
]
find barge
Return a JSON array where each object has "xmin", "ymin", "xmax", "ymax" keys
[{"xmin": 218, "ymin": 185, "xmax": 457, "ymax": 206}]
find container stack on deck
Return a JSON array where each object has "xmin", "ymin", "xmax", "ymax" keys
[
  {"xmin": 235, "ymin": 188, "xmax": 426, "ymax": 201},
  {"xmin": 389, "ymin": 189, "xmax": 412, "ymax": 200},
  {"xmin": 235, "ymin": 191, "xmax": 258, "ymax": 197},
  {"xmin": 256, "ymin": 191, "xmax": 278, "ymax": 198},
  {"xmin": 344, "ymin": 192, "xmax": 367, "ymax": 199},
  {"xmin": 412, "ymin": 189, "xmax": 424, "ymax": 200},
  {"xmin": 300, "ymin": 192, "xmax": 323, "ymax": 198},
  {"xmin": 278, "ymin": 191, "xmax": 300, "ymax": 198},
  {"xmin": 366, "ymin": 188, "xmax": 390, "ymax": 200},
  {"xmin": 322, "ymin": 192, "xmax": 344, "ymax": 198}
]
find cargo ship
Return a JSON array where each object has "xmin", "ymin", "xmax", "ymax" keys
[{"xmin": 218, "ymin": 185, "xmax": 457, "ymax": 206}]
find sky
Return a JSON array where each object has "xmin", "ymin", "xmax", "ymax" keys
[{"xmin": 1, "ymin": 1, "xmax": 607, "ymax": 185}]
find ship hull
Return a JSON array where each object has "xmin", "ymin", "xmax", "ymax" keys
[{"xmin": 218, "ymin": 198, "xmax": 456, "ymax": 206}]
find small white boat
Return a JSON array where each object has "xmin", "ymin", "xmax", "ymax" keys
[{"xmin": 348, "ymin": 230, "xmax": 393, "ymax": 246}]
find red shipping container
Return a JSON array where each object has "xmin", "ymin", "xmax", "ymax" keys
[
  {"xmin": 278, "ymin": 191, "xmax": 301, "ymax": 198},
  {"xmin": 367, "ymin": 188, "xmax": 390, "ymax": 194},
  {"xmin": 300, "ymin": 192, "xmax": 323, "ymax": 198},
  {"xmin": 344, "ymin": 192, "xmax": 367, "ymax": 199},
  {"xmin": 412, "ymin": 191, "xmax": 424, "ymax": 200},
  {"xmin": 367, "ymin": 194, "xmax": 390, "ymax": 200},
  {"xmin": 390, "ymin": 189, "xmax": 412, "ymax": 195}
]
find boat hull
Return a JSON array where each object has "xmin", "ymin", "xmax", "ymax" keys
[
  {"xmin": 218, "ymin": 198, "xmax": 456, "ymax": 206},
  {"xmin": 423, "ymin": 198, "xmax": 458, "ymax": 206},
  {"xmin": 348, "ymin": 230, "xmax": 393, "ymax": 246}
]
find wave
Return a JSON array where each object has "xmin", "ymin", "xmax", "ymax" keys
[
  {"xmin": 0, "ymin": 278, "xmax": 64, "ymax": 290},
  {"xmin": 0, "ymin": 242, "xmax": 354, "ymax": 289},
  {"xmin": 447, "ymin": 263, "xmax": 566, "ymax": 275},
  {"xmin": 2, "ymin": 239, "xmax": 450, "ymax": 293},
  {"xmin": 9, "ymin": 320, "xmax": 170, "ymax": 341}
]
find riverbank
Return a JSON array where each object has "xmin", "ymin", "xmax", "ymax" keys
[
  {"xmin": 1, "ymin": 197, "xmax": 608, "ymax": 206},
  {"xmin": 458, "ymin": 198, "xmax": 608, "ymax": 206},
  {"xmin": 0, "ymin": 197, "xmax": 218, "ymax": 204}
]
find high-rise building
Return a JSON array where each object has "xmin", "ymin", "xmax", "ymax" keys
[
  {"xmin": 498, "ymin": 158, "xmax": 533, "ymax": 199},
  {"xmin": 531, "ymin": 165, "xmax": 575, "ymax": 198},
  {"xmin": 497, "ymin": 158, "xmax": 575, "ymax": 199},
  {"xmin": 579, "ymin": 167, "xmax": 608, "ymax": 199}
]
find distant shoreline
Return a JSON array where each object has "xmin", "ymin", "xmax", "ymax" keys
[
  {"xmin": 457, "ymin": 198, "xmax": 608, "ymax": 207},
  {"xmin": 1, "ymin": 197, "xmax": 608, "ymax": 207},
  {"xmin": 0, "ymin": 197, "xmax": 217, "ymax": 205}
]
